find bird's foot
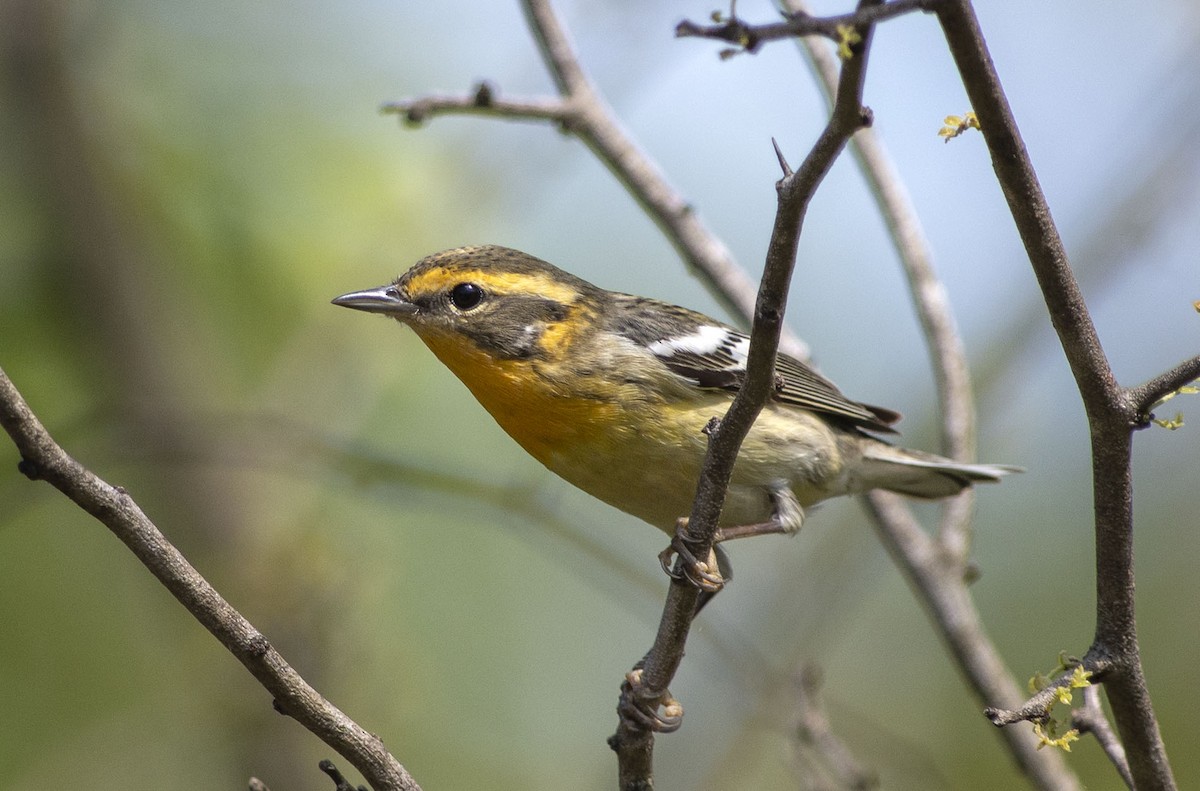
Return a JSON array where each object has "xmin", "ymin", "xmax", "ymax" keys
[
  {"xmin": 658, "ymin": 518, "xmax": 726, "ymax": 593},
  {"xmin": 618, "ymin": 667, "xmax": 683, "ymax": 733}
]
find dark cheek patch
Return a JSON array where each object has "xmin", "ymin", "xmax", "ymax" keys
[{"xmin": 456, "ymin": 296, "xmax": 566, "ymax": 360}]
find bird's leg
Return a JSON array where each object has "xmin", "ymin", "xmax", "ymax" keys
[{"xmin": 714, "ymin": 480, "xmax": 805, "ymax": 541}]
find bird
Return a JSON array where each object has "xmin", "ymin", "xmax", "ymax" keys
[{"xmin": 333, "ymin": 245, "xmax": 1016, "ymax": 587}]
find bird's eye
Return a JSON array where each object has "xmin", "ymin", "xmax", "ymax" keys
[{"xmin": 449, "ymin": 282, "xmax": 485, "ymax": 311}]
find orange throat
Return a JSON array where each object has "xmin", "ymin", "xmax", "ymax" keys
[{"xmin": 411, "ymin": 327, "xmax": 616, "ymax": 465}]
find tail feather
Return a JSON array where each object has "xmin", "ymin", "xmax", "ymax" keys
[{"xmin": 861, "ymin": 444, "xmax": 1021, "ymax": 499}]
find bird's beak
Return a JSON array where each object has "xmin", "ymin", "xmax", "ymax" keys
[{"xmin": 331, "ymin": 285, "xmax": 418, "ymax": 316}]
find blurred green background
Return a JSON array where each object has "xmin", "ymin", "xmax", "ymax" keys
[{"xmin": 1, "ymin": 1, "xmax": 1198, "ymax": 789}]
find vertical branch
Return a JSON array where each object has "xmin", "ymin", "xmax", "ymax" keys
[{"xmin": 935, "ymin": 1, "xmax": 1176, "ymax": 788}]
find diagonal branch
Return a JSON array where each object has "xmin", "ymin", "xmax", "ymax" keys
[
  {"xmin": 790, "ymin": 665, "xmax": 879, "ymax": 788},
  {"xmin": 0, "ymin": 368, "xmax": 421, "ymax": 791},
  {"xmin": 609, "ymin": 5, "xmax": 880, "ymax": 786},
  {"xmin": 1073, "ymin": 685, "xmax": 1135, "ymax": 789},
  {"xmin": 383, "ymin": 0, "xmax": 808, "ymax": 359}
]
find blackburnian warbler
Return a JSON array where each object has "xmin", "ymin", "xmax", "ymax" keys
[{"xmin": 334, "ymin": 245, "xmax": 1015, "ymax": 562}]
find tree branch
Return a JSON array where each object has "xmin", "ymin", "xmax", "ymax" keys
[
  {"xmin": 1127, "ymin": 354, "xmax": 1200, "ymax": 421},
  {"xmin": 675, "ymin": 0, "xmax": 933, "ymax": 52},
  {"xmin": 1073, "ymin": 685, "xmax": 1135, "ymax": 790},
  {"xmin": 0, "ymin": 367, "xmax": 421, "ymax": 791},
  {"xmin": 983, "ymin": 656, "xmax": 1111, "ymax": 728},
  {"xmin": 790, "ymin": 666, "xmax": 879, "ymax": 789},
  {"xmin": 380, "ymin": 2, "xmax": 1187, "ymax": 788},
  {"xmin": 381, "ymin": 0, "xmax": 809, "ymax": 359},
  {"xmin": 779, "ymin": 3, "xmax": 1080, "ymax": 787},
  {"xmin": 934, "ymin": 1, "xmax": 1177, "ymax": 787},
  {"xmin": 609, "ymin": 5, "xmax": 879, "ymax": 786},
  {"xmin": 383, "ymin": 83, "xmax": 571, "ymax": 127}
]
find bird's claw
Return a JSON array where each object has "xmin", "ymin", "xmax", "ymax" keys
[
  {"xmin": 657, "ymin": 518, "xmax": 725, "ymax": 593},
  {"xmin": 619, "ymin": 668, "xmax": 683, "ymax": 733}
]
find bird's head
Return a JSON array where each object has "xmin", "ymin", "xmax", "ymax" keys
[{"xmin": 333, "ymin": 245, "xmax": 601, "ymax": 360}]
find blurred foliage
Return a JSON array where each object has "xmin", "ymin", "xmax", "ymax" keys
[{"xmin": 1, "ymin": 1, "xmax": 1198, "ymax": 790}]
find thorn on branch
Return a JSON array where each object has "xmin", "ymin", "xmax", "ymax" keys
[
  {"xmin": 472, "ymin": 80, "xmax": 495, "ymax": 108},
  {"xmin": 771, "ymin": 138, "xmax": 793, "ymax": 178}
]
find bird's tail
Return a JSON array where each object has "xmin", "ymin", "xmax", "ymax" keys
[{"xmin": 860, "ymin": 442, "xmax": 1021, "ymax": 499}]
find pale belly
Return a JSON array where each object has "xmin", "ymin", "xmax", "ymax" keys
[{"xmin": 538, "ymin": 400, "xmax": 850, "ymax": 532}]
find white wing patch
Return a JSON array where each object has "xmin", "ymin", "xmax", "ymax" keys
[
  {"xmin": 652, "ymin": 324, "xmax": 744, "ymax": 369},
  {"xmin": 647, "ymin": 324, "xmax": 751, "ymax": 389}
]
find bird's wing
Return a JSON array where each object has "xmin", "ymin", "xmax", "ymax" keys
[{"xmin": 610, "ymin": 297, "xmax": 899, "ymax": 433}]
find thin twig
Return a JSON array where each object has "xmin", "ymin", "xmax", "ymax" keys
[
  {"xmin": 609, "ymin": 5, "xmax": 879, "ymax": 787},
  {"xmin": 1126, "ymin": 354, "xmax": 1200, "ymax": 421},
  {"xmin": 983, "ymin": 656, "xmax": 1111, "ymax": 727},
  {"xmin": 791, "ymin": 666, "xmax": 879, "ymax": 789},
  {"xmin": 0, "ymin": 368, "xmax": 421, "ymax": 791},
  {"xmin": 675, "ymin": 0, "xmax": 933, "ymax": 52},
  {"xmin": 383, "ymin": 85, "xmax": 570, "ymax": 127},
  {"xmin": 1073, "ymin": 685, "xmax": 1134, "ymax": 789}
]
